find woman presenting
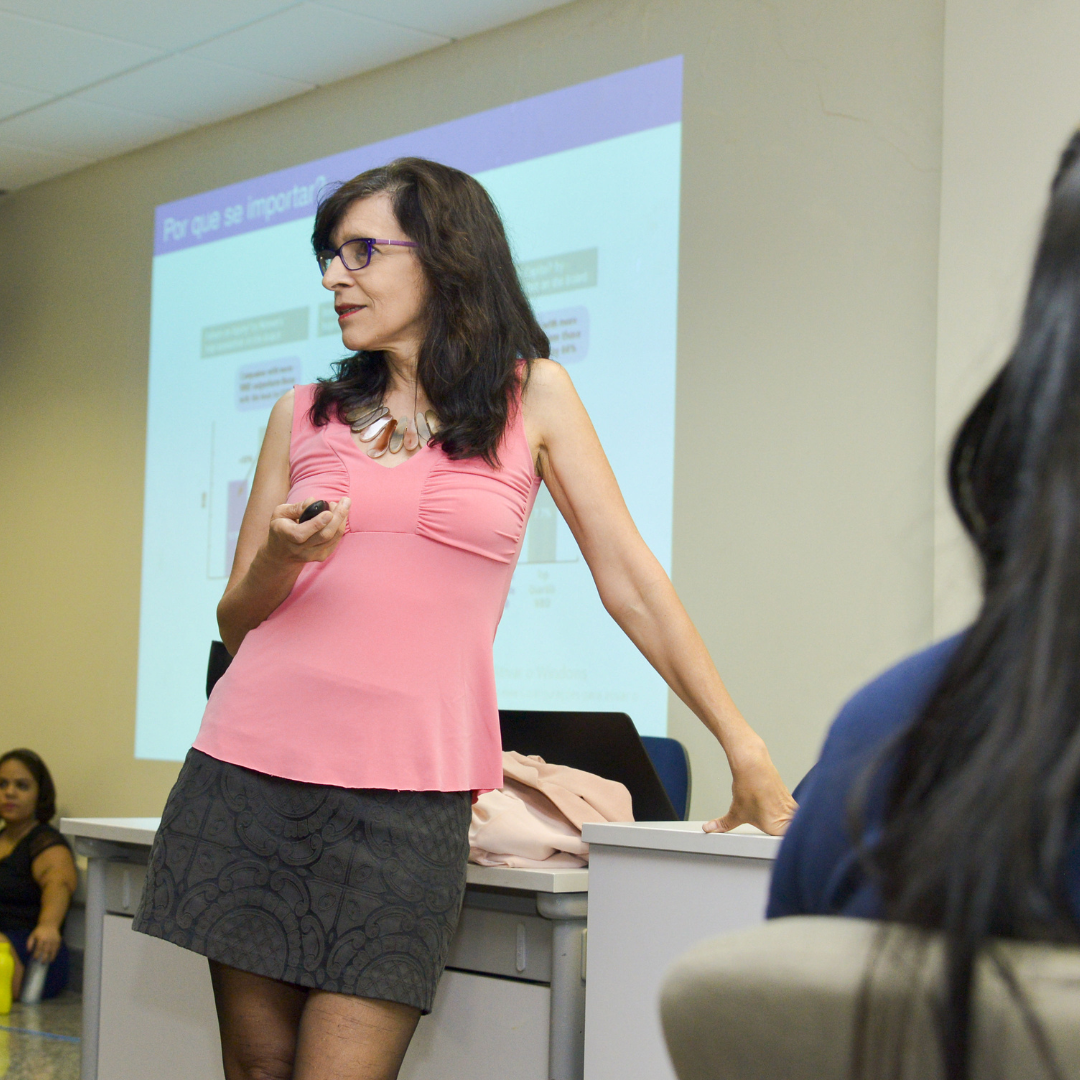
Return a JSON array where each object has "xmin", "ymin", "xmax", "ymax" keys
[{"xmin": 134, "ymin": 157, "xmax": 794, "ymax": 1080}]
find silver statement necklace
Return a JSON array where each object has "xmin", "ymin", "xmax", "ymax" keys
[{"xmin": 346, "ymin": 396, "xmax": 440, "ymax": 458}]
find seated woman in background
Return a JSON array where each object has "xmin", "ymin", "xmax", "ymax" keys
[
  {"xmin": 768, "ymin": 128, "xmax": 1080, "ymax": 1079},
  {"xmin": 0, "ymin": 749, "xmax": 77, "ymax": 1000}
]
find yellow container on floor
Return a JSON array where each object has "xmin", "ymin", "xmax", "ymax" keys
[{"xmin": 0, "ymin": 941, "xmax": 13, "ymax": 1014}]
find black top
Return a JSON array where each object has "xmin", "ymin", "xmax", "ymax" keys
[{"xmin": 0, "ymin": 823, "xmax": 70, "ymax": 932}]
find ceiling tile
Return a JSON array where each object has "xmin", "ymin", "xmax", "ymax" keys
[
  {"xmin": 0, "ymin": 11, "xmax": 162, "ymax": 95},
  {"xmin": 0, "ymin": 98, "xmax": 191, "ymax": 160},
  {"xmin": 0, "ymin": 81, "xmax": 52, "ymax": 122},
  {"xmin": 0, "ymin": 0, "xmax": 578, "ymax": 194},
  {"xmin": 0, "ymin": 140, "xmax": 93, "ymax": 191},
  {"xmin": 316, "ymin": 0, "xmax": 574, "ymax": 38},
  {"xmin": 190, "ymin": 2, "xmax": 447, "ymax": 86},
  {"xmin": 80, "ymin": 54, "xmax": 314, "ymax": 127},
  {"xmin": 0, "ymin": 0, "xmax": 303, "ymax": 52}
]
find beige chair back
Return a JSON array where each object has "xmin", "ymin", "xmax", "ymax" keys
[{"xmin": 660, "ymin": 916, "xmax": 1080, "ymax": 1080}]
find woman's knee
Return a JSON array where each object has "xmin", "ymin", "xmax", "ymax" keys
[
  {"xmin": 221, "ymin": 1046, "xmax": 295, "ymax": 1080},
  {"xmin": 218, "ymin": 1018, "xmax": 297, "ymax": 1080},
  {"xmin": 210, "ymin": 961, "xmax": 305, "ymax": 1080}
]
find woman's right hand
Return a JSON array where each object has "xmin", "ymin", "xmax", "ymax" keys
[
  {"xmin": 264, "ymin": 497, "xmax": 351, "ymax": 565},
  {"xmin": 218, "ymin": 397, "xmax": 351, "ymax": 654}
]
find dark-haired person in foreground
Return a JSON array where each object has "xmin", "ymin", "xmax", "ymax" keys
[
  {"xmin": 768, "ymin": 128, "xmax": 1080, "ymax": 1080},
  {"xmin": 0, "ymin": 749, "xmax": 78, "ymax": 1001},
  {"xmin": 133, "ymin": 157, "xmax": 795, "ymax": 1080}
]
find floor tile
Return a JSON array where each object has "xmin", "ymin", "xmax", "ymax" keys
[{"xmin": 1, "ymin": 993, "xmax": 81, "ymax": 1080}]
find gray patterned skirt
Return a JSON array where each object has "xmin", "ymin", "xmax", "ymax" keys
[{"xmin": 133, "ymin": 749, "xmax": 472, "ymax": 1013}]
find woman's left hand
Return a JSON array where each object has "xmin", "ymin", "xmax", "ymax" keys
[
  {"xmin": 703, "ymin": 738, "xmax": 797, "ymax": 836},
  {"xmin": 26, "ymin": 924, "xmax": 62, "ymax": 963}
]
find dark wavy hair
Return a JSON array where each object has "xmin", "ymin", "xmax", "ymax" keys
[
  {"xmin": 310, "ymin": 157, "xmax": 549, "ymax": 465},
  {"xmin": 854, "ymin": 129, "xmax": 1080, "ymax": 1080},
  {"xmin": 0, "ymin": 748, "xmax": 57, "ymax": 823}
]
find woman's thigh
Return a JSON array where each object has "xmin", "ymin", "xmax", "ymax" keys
[
  {"xmin": 209, "ymin": 960, "xmax": 307, "ymax": 1080},
  {"xmin": 294, "ymin": 990, "xmax": 420, "ymax": 1080}
]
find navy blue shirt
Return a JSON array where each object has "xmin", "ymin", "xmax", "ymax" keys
[{"xmin": 767, "ymin": 636, "xmax": 961, "ymax": 918}]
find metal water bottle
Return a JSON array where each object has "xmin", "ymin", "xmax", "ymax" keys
[{"xmin": 20, "ymin": 960, "xmax": 48, "ymax": 1004}]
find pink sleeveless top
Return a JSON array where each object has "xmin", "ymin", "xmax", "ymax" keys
[{"xmin": 193, "ymin": 381, "xmax": 540, "ymax": 792}]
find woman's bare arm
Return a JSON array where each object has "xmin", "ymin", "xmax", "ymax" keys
[
  {"xmin": 523, "ymin": 359, "xmax": 796, "ymax": 835},
  {"xmin": 28, "ymin": 844, "xmax": 78, "ymax": 963},
  {"xmin": 217, "ymin": 390, "xmax": 351, "ymax": 654}
]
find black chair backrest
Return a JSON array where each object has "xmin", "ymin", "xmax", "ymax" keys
[{"xmin": 500, "ymin": 709, "xmax": 678, "ymax": 822}]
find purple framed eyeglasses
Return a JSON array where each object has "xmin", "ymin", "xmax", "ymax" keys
[{"xmin": 317, "ymin": 238, "xmax": 418, "ymax": 275}]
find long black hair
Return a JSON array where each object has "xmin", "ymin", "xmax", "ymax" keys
[
  {"xmin": 858, "ymin": 129, "xmax": 1080, "ymax": 1080},
  {"xmin": 310, "ymin": 157, "xmax": 549, "ymax": 465},
  {"xmin": 0, "ymin": 748, "xmax": 57, "ymax": 823}
]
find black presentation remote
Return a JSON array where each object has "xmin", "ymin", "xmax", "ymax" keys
[{"xmin": 298, "ymin": 500, "xmax": 329, "ymax": 523}]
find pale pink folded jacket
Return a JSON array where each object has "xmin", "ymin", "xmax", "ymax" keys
[{"xmin": 469, "ymin": 751, "xmax": 634, "ymax": 869}]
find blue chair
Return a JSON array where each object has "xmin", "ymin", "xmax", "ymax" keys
[{"xmin": 641, "ymin": 736, "xmax": 692, "ymax": 820}]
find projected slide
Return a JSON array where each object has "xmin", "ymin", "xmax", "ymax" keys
[{"xmin": 136, "ymin": 57, "xmax": 683, "ymax": 760}]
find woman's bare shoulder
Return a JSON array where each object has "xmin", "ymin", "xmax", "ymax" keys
[
  {"xmin": 522, "ymin": 358, "xmax": 575, "ymax": 410},
  {"xmin": 264, "ymin": 388, "xmax": 296, "ymax": 435}
]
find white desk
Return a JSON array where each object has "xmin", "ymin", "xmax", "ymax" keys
[
  {"xmin": 580, "ymin": 821, "xmax": 781, "ymax": 1080},
  {"xmin": 61, "ymin": 817, "xmax": 588, "ymax": 1080}
]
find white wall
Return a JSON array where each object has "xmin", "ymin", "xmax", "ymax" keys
[{"xmin": 934, "ymin": 0, "xmax": 1080, "ymax": 636}]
